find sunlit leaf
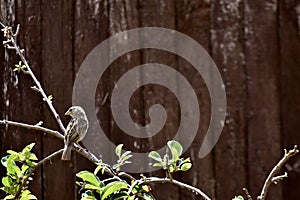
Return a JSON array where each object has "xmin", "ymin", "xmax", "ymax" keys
[
  {"xmin": 84, "ymin": 183, "xmax": 101, "ymax": 191},
  {"xmin": 115, "ymin": 144, "xmax": 123, "ymax": 158},
  {"xmin": 148, "ymin": 151, "xmax": 162, "ymax": 163},
  {"xmin": 167, "ymin": 140, "xmax": 182, "ymax": 162},
  {"xmin": 2, "ymin": 177, "xmax": 12, "ymax": 187},
  {"xmin": 3, "ymin": 194, "xmax": 14, "ymax": 200},
  {"xmin": 77, "ymin": 171, "xmax": 101, "ymax": 187},
  {"xmin": 180, "ymin": 163, "xmax": 192, "ymax": 171},
  {"xmin": 101, "ymin": 181, "xmax": 127, "ymax": 200},
  {"xmin": 22, "ymin": 143, "xmax": 35, "ymax": 154}
]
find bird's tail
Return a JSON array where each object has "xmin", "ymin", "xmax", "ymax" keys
[{"xmin": 61, "ymin": 145, "xmax": 72, "ymax": 160}]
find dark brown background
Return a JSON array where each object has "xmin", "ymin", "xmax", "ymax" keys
[{"xmin": 0, "ymin": 0, "xmax": 300, "ymax": 199}]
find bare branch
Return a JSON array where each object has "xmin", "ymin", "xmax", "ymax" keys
[
  {"xmin": 141, "ymin": 177, "xmax": 211, "ymax": 200},
  {"xmin": 243, "ymin": 188, "xmax": 252, "ymax": 200},
  {"xmin": 257, "ymin": 145, "xmax": 299, "ymax": 200},
  {"xmin": 0, "ymin": 21, "xmax": 5, "ymax": 28},
  {"xmin": 271, "ymin": 172, "xmax": 288, "ymax": 184},
  {"xmin": 1, "ymin": 24, "xmax": 66, "ymax": 133},
  {"xmin": 0, "ymin": 119, "xmax": 63, "ymax": 139}
]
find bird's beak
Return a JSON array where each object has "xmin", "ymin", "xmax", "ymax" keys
[{"xmin": 65, "ymin": 110, "xmax": 71, "ymax": 115}]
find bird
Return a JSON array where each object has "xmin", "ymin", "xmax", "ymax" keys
[{"xmin": 61, "ymin": 106, "xmax": 89, "ymax": 160}]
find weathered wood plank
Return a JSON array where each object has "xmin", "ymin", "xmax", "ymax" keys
[
  {"xmin": 176, "ymin": 0, "xmax": 215, "ymax": 199},
  {"xmin": 108, "ymin": 0, "xmax": 142, "ymax": 165},
  {"xmin": 139, "ymin": 0, "xmax": 179, "ymax": 199},
  {"xmin": 41, "ymin": 0, "xmax": 74, "ymax": 199},
  {"xmin": 73, "ymin": 0, "xmax": 109, "ymax": 198},
  {"xmin": 21, "ymin": 0, "xmax": 43, "ymax": 198},
  {"xmin": 0, "ymin": 0, "xmax": 43, "ymax": 198},
  {"xmin": 211, "ymin": 0, "xmax": 247, "ymax": 199},
  {"xmin": 279, "ymin": 0, "xmax": 300, "ymax": 199},
  {"xmin": 244, "ymin": 0, "xmax": 282, "ymax": 199}
]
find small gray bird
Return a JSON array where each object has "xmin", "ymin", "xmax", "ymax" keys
[{"xmin": 61, "ymin": 106, "xmax": 89, "ymax": 160}]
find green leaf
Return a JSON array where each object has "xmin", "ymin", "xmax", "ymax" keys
[
  {"xmin": 22, "ymin": 143, "xmax": 35, "ymax": 154},
  {"xmin": 115, "ymin": 144, "xmax": 123, "ymax": 158},
  {"xmin": 148, "ymin": 151, "xmax": 162, "ymax": 162},
  {"xmin": 180, "ymin": 163, "xmax": 192, "ymax": 171},
  {"xmin": 232, "ymin": 195, "xmax": 244, "ymax": 200},
  {"xmin": 141, "ymin": 185, "xmax": 151, "ymax": 193},
  {"xmin": 84, "ymin": 183, "xmax": 102, "ymax": 191},
  {"xmin": 120, "ymin": 151, "xmax": 132, "ymax": 161},
  {"xmin": 7, "ymin": 150, "xmax": 19, "ymax": 156},
  {"xmin": 112, "ymin": 164, "xmax": 119, "ymax": 170},
  {"xmin": 77, "ymin": 171, "xmax": 100, "ymax": 186},
  {"xmin": 2, "ymin": 177, "xmax": 12, "ymax": 187},
  {"xmin": 101, "ymin": 181, "xmax": 127, "ymax": 200},
  {"xmin": 120, "ymin": 154, "xmax": 132, "ymax": 164},
  {"xmin": 94, "ymin": 160, "xmax": 103, "ymax": 175},
  {"xmin": 152, "ymin": 163, "xmax": 163, "ymax": 167},
  {"xmin": 4, "ymin": 194, "xmax": 15, "ymax": 200},
  {"xmin": 7, "ymin": 157, "xmax": 21, "ymax": 176},
  {"xmin": 137, "ymin": 193, "xmax": 155, "ymax": 200},
  {"xmin": 108, "ymin": 191, "xmax": 129, "ymax": 200},
  {"xmin": 20, "ymin": 190, "xmax": 37, "ymax": 200},
  {"xmin": 28, "ymin": 153, "xmax": 38, "ymax": 161},
  {"xmin": 167, "ymin": 140, "xmax": 183, "ymax": 162}
]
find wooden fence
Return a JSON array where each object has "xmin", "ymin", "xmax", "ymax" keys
[{"xmin": 0, "ymin": 0, "xmax": 300, "ymax": 199}]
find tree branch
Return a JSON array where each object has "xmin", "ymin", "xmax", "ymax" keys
[
  {"xmin": 0, "ymin": 118, "xmax": 136, "ymax": 182},
  {"xmin": 0, "ymin": 119, "xmax": 63, "ymax": 139},
  {"xmin": 1, "ymin": 23, "xmax": 66, "ymax": 133},
  {"xmin": 243, "ymin": 188, "xmax": 252, "ymax": 200},
  {"xmin": 257, "ymin": 145, "xmax": 299, "ymax": 200},
  {"xmin": 141, "ymin": 177, "xmax": 211, "ymax": 200}
]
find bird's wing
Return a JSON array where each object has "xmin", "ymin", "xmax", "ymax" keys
[{"xmin": 65, "ymin": 118, "xmax": 78, "ymax": 145}]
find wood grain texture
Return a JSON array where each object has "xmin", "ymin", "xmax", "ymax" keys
[
  {"xmin": 279, "ymin": 0, "xmax": 300, "ymax": 199},
  {"xmin": 244, "ymin": 0, "xmax": 282, "ymax": 199},
  {"xmin": 21, "ymin": 0, "xmax": 43, "ymax": 198},
  {"xmin": 176, "ymin": 0, "xmax": 215, "ymax": 199},
  {"xmin": 0, "ymin": 0, "xmax": 42, "ymax": 198},
  {"xmin": 139, "ymin": 0, "xmax": 180, "ymax": 199},
  {"xmin": 41, "ymin": 0, "xmax": 75, "ymax": 199},
  {"xmin": 108, "ymin": 0, "xmax": 142, "ymax": 160},
  {"xmin": 73, "ymin": 0, "xmax": 110, "ymax": 199},
  {"xmin": 211, "ymin": 0, "xmax": 247, "ymax": 199}
]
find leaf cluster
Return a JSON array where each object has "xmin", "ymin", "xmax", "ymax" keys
[
  {"xmin": 148, "ymin": 140, "xmax": 192, "ymax": 174},
  {"xmin": 76, "ymin": 152, "xmax": 153, "ymax": 200},
  {"xmin": 1, "ymin": 143, "xmax": 38, "ymax": 200}
]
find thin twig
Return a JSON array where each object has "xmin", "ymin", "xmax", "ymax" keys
[
  {"xmin": 0, "ymin": 21, "xmax": 5, "ymax": 28},
  {"xmin": 271, "ymin": 172, "xmax": 288, "ymax": 184},
  {"xmin": 243, "ymin": 188, "xmax": 252, "ymax": 200},
  {"xmin": 14, "ymin": 149, "xmax": 63, "ymax": 199},
  {"xmin": 142, "ymin": 177, "xmax": 211, "ymax": 200},
  {"xmin": 257, "ymin": 145, "xmax": 299, "ymax": 200}
]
